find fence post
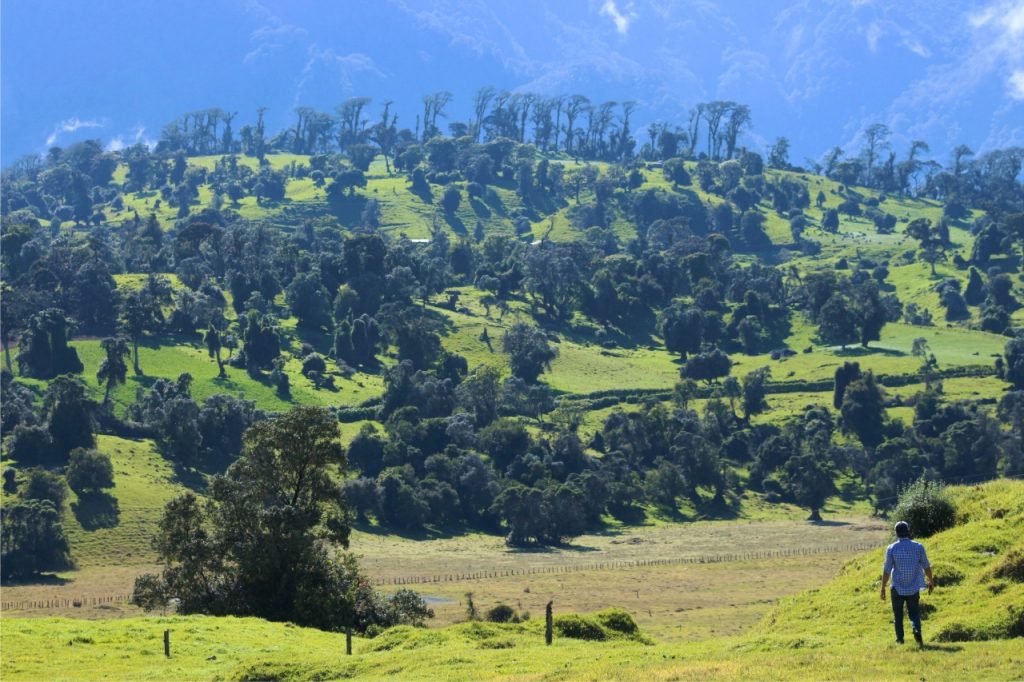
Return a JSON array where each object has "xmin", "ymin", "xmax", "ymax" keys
[
  {"xmin": 545, "ymin": 601, "xmax": 553, "ymax": 646},
  {"xmin": 346, "ymin": 625, "xmax": 352, "ymax": 656},
  {"xmin": 163, "ymin": 629, "xmax": 171, "ymax": 658}
]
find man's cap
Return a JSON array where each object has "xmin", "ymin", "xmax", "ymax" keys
[{"xmin": 894, "ymin": 521, "xmax": 910, "ymax": 537}]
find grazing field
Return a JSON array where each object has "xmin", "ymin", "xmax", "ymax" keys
[{"xmin": 3, "ymin": 481, "xmax": 1021, "ymax": 681}]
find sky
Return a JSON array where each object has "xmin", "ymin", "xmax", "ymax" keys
[{"xmin": 2, "ymin": 0, "xmax": 1023, "ymax": 166}]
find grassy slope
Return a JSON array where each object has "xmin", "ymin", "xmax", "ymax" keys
[
  {"xmin": 4, "ymin": 480, "xmax": 1021, "ymax": 681},
  {"xmin": 46, "ymin": 153, "xmax": 1010, "ymax": 411}
]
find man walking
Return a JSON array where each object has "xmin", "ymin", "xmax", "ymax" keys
[{"xmin": 880, "ymin": 521, "xmax": 934, "ymax": 646}]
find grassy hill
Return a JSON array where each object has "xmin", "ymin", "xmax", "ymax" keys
[
  {"xmin": 3, "ymin": 480, "xmax": 1021, "ymax": 681},
  {"xmin": 44, "ymin": 151, "xmax": 1009, "ymax": 419}
]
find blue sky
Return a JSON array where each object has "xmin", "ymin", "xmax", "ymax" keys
[{"xmin": 2, "ymin": 0, "xmax": 1022, "ymax": 165}]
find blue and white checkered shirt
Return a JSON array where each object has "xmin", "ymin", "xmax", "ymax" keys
[{"xmin": 883, "ymin": 538, "xmax": 930, "ymax": 595}]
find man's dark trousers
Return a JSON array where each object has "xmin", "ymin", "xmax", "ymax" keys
[{"xmin": 890, "ymin": 588, "xmax": 921, "ymax": 642}]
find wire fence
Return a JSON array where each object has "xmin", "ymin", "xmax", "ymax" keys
[{"xmin": 370, "ymin": 541, "xmax": 881, "ymax": 587}]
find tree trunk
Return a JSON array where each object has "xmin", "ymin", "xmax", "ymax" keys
[
  {"xmin": 215, "ymin": 348, "xmax": 225, "ymax": 377},
  {"xmin": 103, "ymin": 381, "xmax": 113, "ymax": 404},
  {"xmin": 808, "ymin": 508, "xmax": 822, "ymax": 522},
  {"xmin": 133, "ymin": 338, "xmax": 142, "ymax": 375}
]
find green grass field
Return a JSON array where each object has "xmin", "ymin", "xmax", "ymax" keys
[{"xmin": 3, "ymin": 480, "xmax": 1020, "ymax": 681}]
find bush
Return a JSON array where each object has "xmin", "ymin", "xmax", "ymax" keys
[
  {"xmin": 890, "ymin": 479, "xmax": 956, "ymax": 538},
  {"xmin": 930, "ymin": 562, "xmax": 965, "ymax": 587},
  {"xmin": 554, "ymin": 614, "xmax": 605, "ymax": 641},
  {"xmin": 485, "ymin": 604, "xmax": 518, "ymax": 623},
  {"xmin": 3, "ymin": 467, "xmax": 17, "ymax": 494},
  {"xmin": 595, "ymin": 608, "xmax": 639, "ymax": 635},
  {"xmin": 990, "ymin": 549, "xmax": 1024, "ymax": 583},
  {"xmin": 66, "ymin": 448, "xmax": 115, "ymax": 494},
  {"xmin": 23, "ymin": 469, "xmax": 68, "ymax": 511}
]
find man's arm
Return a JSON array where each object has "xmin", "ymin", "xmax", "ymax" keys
[
  {"xmin": 921, "ymin": 545, "xmax": 934, "ymax": 594},
  {"xmin": 880, "ymin": 547, "xmax": 893, "ymax": 600}
]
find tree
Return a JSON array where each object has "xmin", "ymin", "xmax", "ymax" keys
[
  {"xmin": 742, "ymin": 367, "xmax": 771, "ymax": 419},
  {"xmin": 657, "ymin": 303, "xmax": 703, "ymax": 360},
  {"xmin": 240, "ymin": 311, "xmax": 281, "ymax": 370},
  {"xmin": 998, "ymin": 337, "xmax": 1024, "ymax": 390},
  {"xmin": 682, "ymin": 349, "xmax": 732, "ymax": 385},
  {"xmin": 767, "ymin": 137, "xmax": 790, "ymax": 169},
  {"xmin": 121, "ymin": 289, "xmax": 160, "ymax": 375},
  {"xmin": 441, "ymin": 186, "xmax": 461, "ymax": 214},
  {"xmin": 44, "ymin": 375, "xmax": 94, "ymax": 459},
  {"xmin": 817, "ymin": 295, "xmax": 858, "ymax": 348},
  {"xmin": 833, "ymin": 361, "xmax": 862, "ymax": 409},
  {"xmin": 15, "ymin": 308, "xmax": 84, "ymax": 379},
  {"xmin": 781, "ymin": 453, "xmax": 836, "ymax": 521},
  {"xmin": 850, "ymin": 281, "xmax": 892, "ymax": 347},
  {"xmin": 1, "ymin": 500, "xmax": 74, "ymax": 579},
  {"xmin": 96, "ymin": 337, "xmax": 130, "ymax": 403},
  {"xmin": 840, "ymin": 371, "xmax": 886, "ymax": 449},
  {"xmin": 502, "ymin": 322, "xmax": 558, "ymax": 384},
  {"xmin": 205, "ymin": 326, "xmax": 226, "ymax": 377},
  {"xmin": 821, "ymin": 208, "xmax": 839, "ymax": 233},
  {"xmin": 455, "ymin": 365, "xmax": 502, "ymax": 427},
  {"xmin": 132, "ymin": 406, "xmax": 380, "ymax": 631},
  {"xmin": 66, "ymin": 448, "xmax": 115, "ymax": 494},
  {"xmin": 286, "ymin": 272, "xmax": 332, "ymax": 330},
  {"xmin": 23, "ymin": 469, "xmax": 68, "ymax": 510},
  {"xmin": 906, "ymin": 218, "xmax": 945, "ymax": 276}
]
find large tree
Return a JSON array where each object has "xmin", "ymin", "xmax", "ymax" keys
[
  {"xmin": 132, "ymin": 406, "xmax": 370, "ymax": 631},
  {"xmin": 96, "ymin": 337, "xmax": 131, "ymax": 403},
  {"xmin": 502, "ymin": 322, "xmax": 558, "ymax": 384}
]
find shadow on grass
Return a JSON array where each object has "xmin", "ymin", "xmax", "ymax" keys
[
  {"xmin": 1, "ymin": 573, "xmax": 72, "ymax": 587},
  {"xmin": 919, "ymin": 643, "xmax": 964, "ymax": 653},
  {"xmin": 172, "ymin": 464, "xmax": 210, "ymax": 493},
  {"xmin": 833, "ymin": 345, "xmax": 906, "ymax": 357},
  {"xmin": 470, "ymin": 198, "xmax": 491, "ymax": 219},
  {"xmin": 72, "ymin": 491, "xmax": 120, "ymax": 530},
  {"xmin": 808, "ymin": 519, "xmax": 851, "ymax": 527},
  {"xmin": 352, "ymin": 519, "xmax": 469, "ymax": 542},
  {"xmin": 506, "ymin": 542, "xmax": 601, "ymax": 554},
  {"xmin": 444, "ymin": 212, "xmax": 467, "ymax": 235}
]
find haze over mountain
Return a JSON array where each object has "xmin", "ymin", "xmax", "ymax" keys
[{"xmin": 3, "ymin": 0, "xmax": 1023, "ymax": 165}]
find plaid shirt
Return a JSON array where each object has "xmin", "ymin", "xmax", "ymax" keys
[{"xmin": 883, "ymin": 538, "xmax": 930, "ymax": 595}]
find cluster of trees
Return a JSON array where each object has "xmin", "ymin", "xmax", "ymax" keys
[
  {"xmin": 0, "ymin": 370, "xmax": 117, "ymax": 579},
  {"xmin": 132, "ymin": 406, "xmax": 433, "ymax": 633},
  {"xmin": 830, "ymin": 359, "xmax": 1024, "ymax": 505},
  {"xmin": 809, "ymin": 123, "xmax": 1023, "ymax": 215}
]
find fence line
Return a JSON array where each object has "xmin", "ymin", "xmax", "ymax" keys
[
  {"xmin": 1, "ymin": 542, "xmax": 879, "ymax": 611},
  {"xmin": 369, "ymin": 541, "xmax": 879, "ymax": 587},
  {"xmin": 1, "ymin": 593, "xmax": 133, "ymax": 612}
]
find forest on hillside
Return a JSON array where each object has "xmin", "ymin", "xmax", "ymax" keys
[{"xmin": 3, "ymin": 90, "xmax": 1024, "ymax": 601}]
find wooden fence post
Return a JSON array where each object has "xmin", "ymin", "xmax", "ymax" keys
[
  {"xmin": 545, "ymin": 601, "xmax": 553, "ymax": 646},
  {"xmin": 346, "ymin": 625, "xmax": 352, "ymax": 656},
  {"xmin": 163, "ymin": 629, "xmax": 171, "ymax": 658}
]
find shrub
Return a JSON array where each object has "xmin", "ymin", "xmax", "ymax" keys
[
  {"xmin": 554, "ymin": 614, "xmax": 605, "ymax": 641},
  {"xmin": 485, "ymin": 604, "xmax": 518, "ymax": 623},
  {"xmin": 23, "ymin": 469, "xmax": 68, "ymax": 511},
  {"xmin": 890, "ymin": 479, "xmax": 956, "ymax": 538},
  {"xmin": 990, "ymin": 549, "xmax": 1024, "ymax": 583},
  {"xmin": 66, "ymin": 448, "xmax": 115, "ymax": 494},
  {"xmin": 595, "ymin": 608, "xmax": 639, "ymax": 635},
  {"xmin": 3, "ymin": 467, "xmax": 17, "ymax": 494},
  {"xmin": 930, "ymin": 562, "xmax": 965, "ymax": 587}
]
